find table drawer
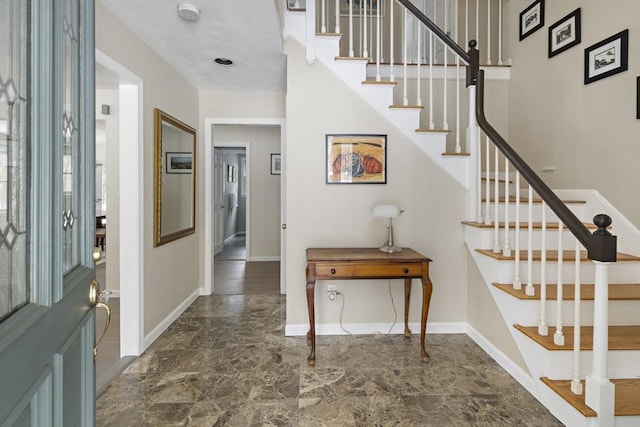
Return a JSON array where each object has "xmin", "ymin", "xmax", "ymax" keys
[{"xmin": 315, "ymin": 263, "xmax": 423, "ymax": 279}]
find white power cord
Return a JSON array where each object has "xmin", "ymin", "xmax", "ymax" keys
[{"xmin": 335, "ymin": 280, "xmax": 399, "ymax": 337}]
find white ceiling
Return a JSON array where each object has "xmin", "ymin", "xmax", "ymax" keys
[{"xmin": 97, "ymin": 0, "xmax": 287, "ymax": 92}]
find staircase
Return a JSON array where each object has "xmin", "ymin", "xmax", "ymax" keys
[{"xmin": 285, "ymin": 2, "xmax": 640, "ymax": 425}]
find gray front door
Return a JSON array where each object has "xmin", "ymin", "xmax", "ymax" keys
[{"xmin": 0, "ymin": 0, "xmax": 97, "ymax": 425}]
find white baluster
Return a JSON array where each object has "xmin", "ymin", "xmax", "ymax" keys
[
  {"xmin": 349, "ymin": 0, "xmax": 354, "ymax": 57},
  {"xmin": 443, "ymin": 47, "xmax": 449, "ymax": 130},
  {"xmin": 390, "ymin": 0, "xmax": 394, "ymax": 82},
  {"xmin": 538, "ymin": 202, "xmax": 548, "ymax": 336},
  {"xmin": 525, "ymin": 185, "xmax": 534, "ymax": 296},
  {"xmin": 428, "ymin": 28, "xmax": 434, "ymax": 128},
  {"xmin": 498, "ymin": 0, "xmax": 503, "ymax": 65},
  {"xmin": 321, "ymin": 0, "xmax": 327, "ymax": 33},
  {"xmin": 363, "ymin": 0, "xmax": 368, "ymax": 58},
  {"xmin": 376, "ymin": 0, "xmax": 380, "ymax": 81},
  {"xmin": 486, "ymin": 0, "xmax": 491, "ymax": 64},
  {"xmin": 483, "ymin": 135, "xmax": 490, "ymax": 224},
  {"xmin": 465, "ymin": 0, "xmax": 469, "ymax": 48},
  {"xmin": 455, "ymin": 58, "xmax": 462, "ymax": 154},
  {"xmin": 554, "ymin": 222, "xmax": 565, "ymax": 346},
  {"xmin": 571, "ymin": 239, "xmax": 583, "ymax": 395},
  {"xmin": 513, "ymin": 171, "xmax": 521, "ymax": 289},
  {"xmin": 476, "ymin": 133, "xmax": 482, "ymax": 222},
  {"xmin": 335, "ymin": 0, "xmax": 340, "ymax": 33},
  {"xmin": 502, "ymin": 158, "xmax": 511, "ymax": 257},
  {"xmin": 492, "ymin": 146, "xmax": 500, "ymax": 253},
  {"xmin": 417, "ymin": 16, "xmax": 422, "ymax": 105},
  {"xmin": 475, "ymin": 0, "xmax": 479, "ymax": 47},
  {"xmin": 403, "ymin": 10, "xmax": 408, "ymax": 105}
]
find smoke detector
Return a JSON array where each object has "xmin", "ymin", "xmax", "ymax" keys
[{"xmin": 177, "ymin": 3, "xmax": 200, "ymax": 22}]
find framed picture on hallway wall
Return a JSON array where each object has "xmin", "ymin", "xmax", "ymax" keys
[
  {"xmin": 270, "ymin": 153, "xmax": 281, "ymax": 175},
  {"xmin": 166, "ymin": 152, "xmax": 192, "ymax": 174},
  {"xmin": 340, "ymin": 0, "xmax": 384, "ymax": 17},
  {"xmin": 584, "ymin": 29, "xmax": 628, "ymax": 85},
  {"xmin": 519, "ymin": 0, "xmax": 544, "ymax": 41},
  {"xmin": 326, "ymin": 134, "xmax": 386, "ymax": 184},
  {"xmin": 548, "ymin": 8, "xmax": 581, "ymax": 58}
]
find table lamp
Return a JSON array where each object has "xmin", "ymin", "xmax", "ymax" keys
[{"xmin": 372, "ymin": 204, "xmax": 404, "ymax": 253}]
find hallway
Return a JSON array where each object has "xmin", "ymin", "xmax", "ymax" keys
[{"xmin": 96, "ymin": 297, "xmax": 562, "ymax": 425}]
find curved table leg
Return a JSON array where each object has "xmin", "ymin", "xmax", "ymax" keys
[
  {"xmin": 404, "ymin": 278, "xmax": 412, "ymax": 338},
  {"xmin": 420, "ymin": 263, "xmax": 433, "ymax": 363},
  {"xmin": 306, "ymin": 265, "xmax": 316, "ymax": 366}
]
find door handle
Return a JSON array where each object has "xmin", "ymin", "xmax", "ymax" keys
[{"xmin": 89, "ymin": 279, "xmax": 112, "ymax": 358}]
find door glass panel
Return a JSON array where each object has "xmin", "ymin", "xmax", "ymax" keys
[
  {"xmin": 0, "ymin": 0, "xmax": 31, "ymax": 321},
  {"xmin": 61, "ymin": 0, "xmax": 81, "ymax": 273}
]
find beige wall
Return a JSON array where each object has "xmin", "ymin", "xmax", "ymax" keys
[
  {"xmin": 96, "ymin": 2, "xmax": 200, "ymax": 334},
  {"xmin": 506, "ymin": 0, "xmax": 640, "ymax": 228},
  {"xmin": 285, "ymin": 38, "xmax": 470, "ymax": 330}
]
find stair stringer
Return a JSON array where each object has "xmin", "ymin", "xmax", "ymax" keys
[{"xmin": 285, "ymin": 11, "xmax": 471, "ymax": 189}]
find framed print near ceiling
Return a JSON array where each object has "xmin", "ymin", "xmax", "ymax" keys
[
  {"xmin": 584, "ymin": 29, "xmax": 628, "ymax": 85},
  {"xmin": 548, "ymin": 8, "xmax": 581, "ymax": 58},
  {"xmin": 519, "ymin": 0, "xmax": 544, "ymax": 41}
]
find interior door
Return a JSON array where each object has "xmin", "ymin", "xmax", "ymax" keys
[
  {"xmin": 0, "ymin": 1, "xmax": 97, "ymax": 425},
  {"xmin": 213, "ymin": 148, "xmax": 225, "ymax": 255}
]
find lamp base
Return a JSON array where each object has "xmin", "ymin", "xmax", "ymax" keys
[{"xmin": 379, "ymin": 244, "xmax": 402, "ymax": 253}]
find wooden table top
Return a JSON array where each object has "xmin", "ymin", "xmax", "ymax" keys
[{"xmin": 306, "ymin": 247, "xmax": 431, "ymax": 263}]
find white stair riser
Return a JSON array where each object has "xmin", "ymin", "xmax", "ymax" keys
[
  {"xmin": 471, "ymin": 252, "xmax": 639, "ymax": 285},
  {"xmin": 512, "ymin": 333, "xmax": 640, "ymax": 380},
  {"xmin": 485, "ymin": 203, "xmax": 589, "ymax": 224},
  {"xmin": 492, "ymin": 290, "xmax": 640, "ymax": 326},
  {"xmin": 466, "ymin": 226, "xmax": 597, "ymax": 252}
]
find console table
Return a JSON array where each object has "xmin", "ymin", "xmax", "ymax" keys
[{"xmin": 305, "ymin": 247, "xmax": 433, "ymax": 366}]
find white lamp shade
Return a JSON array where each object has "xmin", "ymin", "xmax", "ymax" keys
[{"xmin": 372, "ymin": 204, "xmax": 402, "ymax": 218}]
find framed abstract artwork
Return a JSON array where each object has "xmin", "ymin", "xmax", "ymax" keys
[{"xmin": 326, "ymin": 134, "xmax": 386, "ymax": 184}]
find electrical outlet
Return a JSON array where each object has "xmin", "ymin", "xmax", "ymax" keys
[{"xmin": 327, "ymin": 285, "xmax": 337, "ymax": 301}]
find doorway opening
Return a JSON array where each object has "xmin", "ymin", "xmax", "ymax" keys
[{"xmin": 95, "ymin": 52, "xmax": 143, "ymax": 394}]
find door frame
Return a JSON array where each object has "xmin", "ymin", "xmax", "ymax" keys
[
  {"xmin": 203, "ymin": 118, "xmax": 286, "ymax": 295},
  {"xmin": 95, "ymin": 50, "xmax": 144, "ymax": 357}
]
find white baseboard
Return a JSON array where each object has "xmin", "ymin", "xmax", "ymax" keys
[
  {"xmin": 465, "ymin": 325, "xmax": 539, "ymax": 398},
  {"xmin": 285, "ymin": 321, "xmax": 466, "ymax": 336},
  {"xmin": 142, "ymin": 289, "xmax": 200, "ymax": 350},
  {"xmin": 248, "ymin": 256, "xmax": 280, "ymax": 262}
]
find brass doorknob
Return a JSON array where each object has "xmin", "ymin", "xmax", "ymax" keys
[{"xmin": 90, "ymin": 279, "xmax": 112, "ymax": 358}]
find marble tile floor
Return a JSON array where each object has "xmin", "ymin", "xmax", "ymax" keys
[{"xmin": 96, "ymin": 294, "xmax": 563, "ymax": 426}]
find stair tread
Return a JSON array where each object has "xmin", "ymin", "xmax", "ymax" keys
[
  {"xmin": 462, "ymin": 221, "xmax": 597, "ymax": 229},
  {"xmin": 362, "ymin": 80, "xmax": 398, "ymax": 85},
  {"xmin": 442, "ymin": 152, "xmax": 470, "ymax": 156},
  {"xmin": 514, "ymin": 325, "xmax": 640, "ymax": 350},
  {"xmin": 415, "ymin": 128, "xmax": 451, "ymax": 133},
  {"xmin": 317, "ymin": 32, "xmax": 341, "ymax": 36},
  {"xmin": 493, "ymin": 283, "xmax": 640, "ymax": 300},
  {"xmin": 388, "ymin": 104, "xmax": 423, "ymax": 108},
  {"xmin": 335, "ymin": 56, "xmax": 370, "ymax": 61},
  {"xmin": 541, "ymin": 377, "xmax": 640, "ymax": 417},
  {"xmin": 482, "ymin": 197, "xmax": 586, "ymax": 204},
  {"xmin": 475, "ymin": 249, "xmax": 640, "ymax": 262}
]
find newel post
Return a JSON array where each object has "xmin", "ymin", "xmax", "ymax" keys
[
  {"xmin": 586, "ymin": 214, "xmax": 616, "ymax": 426},
  {"xmin": 466, "ymin": 41, "xmax": 481, "ymax": 221}
]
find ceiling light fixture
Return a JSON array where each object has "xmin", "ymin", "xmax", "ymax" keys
[
  {"xmin": 177, "ymin": 3, "xmax": 200, "ymax": 22},
  {"xmin": 213, "ymin": 58, "xmax": 234, "ymax": 67}
]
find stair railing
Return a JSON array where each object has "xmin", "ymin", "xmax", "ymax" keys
[{"xmin": 401, "ymin": 2, "xmax": 618, "ymax": 424}]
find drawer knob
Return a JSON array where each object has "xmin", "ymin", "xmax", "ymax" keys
[
  {"xmin": 331, "ymin": 269, "xmax": 336, "ymax": 274},
  {"xmin": 403, "ymin": 268, "xmax": 409, "ymax": 274}
]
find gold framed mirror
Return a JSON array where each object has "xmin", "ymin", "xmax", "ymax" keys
[{"xmin": 153, "ymin": 108, "xmax": 196, "ymax": 247}]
